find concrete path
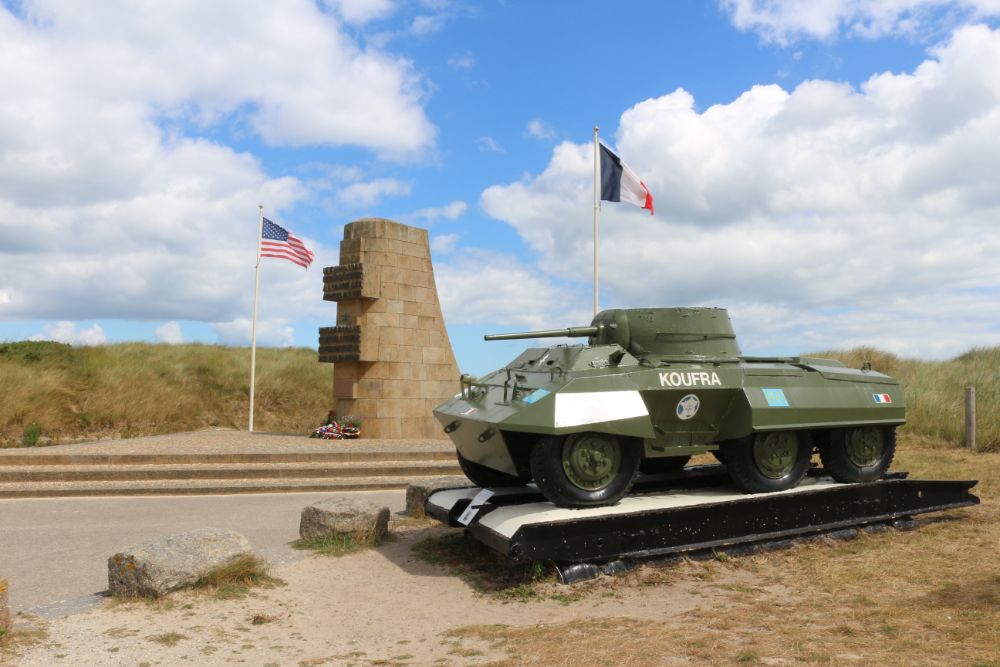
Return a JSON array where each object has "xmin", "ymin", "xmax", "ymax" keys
[{"xmin": 0, "ymin": 490, "xmax": 405, "ymax": 617}]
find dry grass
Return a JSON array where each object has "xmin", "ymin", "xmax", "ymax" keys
[
  {"xmin": 812, "ymin": 345, "xmax": 1000, "ymax": 451},
  {"xmin": 192, "ymin": 554, "xmax": 284, "ymax": 600},
  {"xmin": 441, "ymin": 435, "xmax": 1000, "ymax": 666},
  {"xmin": 0, "ymin": 341, "xmax": 330, "ymax": 446}
]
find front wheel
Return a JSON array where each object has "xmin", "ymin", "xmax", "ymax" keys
[
  {"xmin": 819, "ymin": 426, "xmax": 896, "ymax": 482},
  {"xmin": 529, "ymin": 433, "xmax": 640, "ymax": 508},
  {"xmin": 726, "ymin": 431, "xmax": 811, "ymax": 493}
]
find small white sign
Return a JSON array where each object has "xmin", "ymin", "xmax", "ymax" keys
[
  {"xmin": 676, "ymin": 394, "xmax": 701, "ymax": 420},
  {"xmin": 457, "ymin": 488, "xmax": 495, "ymax": 526}
]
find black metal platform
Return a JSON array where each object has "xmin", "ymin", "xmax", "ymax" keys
[{"xmin": 425, "ymin": 467, "xmax": 979, "ymax": 582}]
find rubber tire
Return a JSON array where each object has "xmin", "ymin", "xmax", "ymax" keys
[
  {"xmin": 456, "ymin": 451, "xmax": 529, "ymax": 488},
  {"xmin": 726, "ymin": 431, "xmax": 811, "ymax": 493},
  {"xmin": 529, "ymin": 435, "xmax": 641, "ymax": 508},
  {"xmin": 639, "ymin": 455, "xmax": 691, "ymax": 474},
  {"xmin": 819, "ymin": 426, "xmax": 896, "ymax": 483}
]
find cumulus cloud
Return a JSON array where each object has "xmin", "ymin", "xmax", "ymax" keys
[
  {"xmin": 447, "ymin": 52, "xmax": 475, "ymax": 69},
  {"xmin": 29, "ymin": 321, "xmax": 107, "ymax": 346},
  {"xmin": 322, "ymin": 0, "xmax": 396, "ymax": 25},
  {"xmin": 721, "ymin": 0, "xmax": 1000, "ymax": 43},
  {"xmin": 338, "ymin": 178, "xmax": 413, "ymax": 207},
  {"xmin": 480, "ymin": 25, "xmax": 1000, "ymax": 358},
  {"xmin": 0, "ymin": 2, "xmax": 433, "ymax": 342},
  {"xmin": 213, "ymin": 318, "xmax": 296, "ymax": 347},
  {"xmin": 154, "ymin": 321, "xmax": 184, "ymax": 344},
  {"xmin": 410, "ymin": 200, "xmax": 468, "ymax": 223},
  {"xmin": 524, "ymin": 118, "xmax": 556, "ymax": 140},
  {"xmin": 436, "ymin": 250, "xmax": 591, "ymax": 329},
  {"xmin": 430, "ymin": 233, "xmax": 459, "ymax": 254},
  {"xmin": 477, "ymin": 136, "xmax": 504, "ymax": 153}
]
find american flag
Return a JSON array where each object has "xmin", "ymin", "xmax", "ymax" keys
[{"xmin": 260, "ymin": 217, "xmax": 314, "ymax": 268}]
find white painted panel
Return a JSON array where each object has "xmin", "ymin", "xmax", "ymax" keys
[
  {"xmin": 478, "ymin": 477, "xmax": 844, "ymax": 538},
  {"xmin": 553, "ymin": 390, "xmax": 648, "ymax": 428}
]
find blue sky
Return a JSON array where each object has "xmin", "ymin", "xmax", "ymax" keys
[{"xmin": 1, "ymin": 0, "xmax": 999, "ymax": 375}]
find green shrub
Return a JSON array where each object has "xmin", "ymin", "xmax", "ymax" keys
[{"xmin": 21, "ymin": 422, "xmax": 42, "ymax": 446}]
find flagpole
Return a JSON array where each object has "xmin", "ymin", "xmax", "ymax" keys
[
  {"xmin": 248, "ymin": 205, "xmax": 264, "ymax": 432},
  {"xmin": 593, "ymin": 125, "xmax": 600, "ymax": 316}
]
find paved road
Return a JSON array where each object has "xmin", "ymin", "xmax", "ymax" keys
[{"xmin": 0, "ymin": 490, "xmax": 405, "ymax": 616}]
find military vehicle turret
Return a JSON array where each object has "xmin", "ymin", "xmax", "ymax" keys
[{"xmin": 433, "ymin": 307, "xmax": 905, "ymax": 508}]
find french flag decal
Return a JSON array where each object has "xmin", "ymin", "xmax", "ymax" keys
[
  {"xmin": 599, "ymin": 143, "xmax": 654, "ymax": 215},
  {"xmin": 873, "ymin": 393, "xmax": 893, "ymax": 404}
]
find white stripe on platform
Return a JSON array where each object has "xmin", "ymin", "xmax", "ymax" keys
[{"xmin": 478, "ymin": 477, "xmax": 845, "ymax": 538}]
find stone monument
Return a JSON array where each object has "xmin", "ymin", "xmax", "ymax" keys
[{"xmin": 319, "ymin": 218, "xmax": 460, "ymax": 439}]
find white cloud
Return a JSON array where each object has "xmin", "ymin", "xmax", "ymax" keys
[
  {"xmin": 213, "ymin": 318, "xmax": 296, "ymax": 347},
  {"xmin": 436, "ymin": 250, "xmax": 591, "ymax": 329},
  {"xmin": 0, "ymin": 2, "xmax": 434, "ymax": 341},
  {"xmin": 411, "ymin": 200, "xmax": 468, "ymax": 223},
  {"xmin": 480, "ymin": 25, "xmax": 1000, "ymax": 358},
  {"xmin": 322, "ymin": 0, "xmax": 396, "ymax": 25},
  {"xmin": 430, "ymin": 233, "xmax": 459, "ymax": 254},
  {"xmin": 338, "ymin": 178, "xmax": 413, "ymax": 207},
  {"xmin": 29, "ymin": 321, "xmax": 107, "ymax": 346},
  {"xmin": 447, "ymin": 52, "xmax": 475, "ymax": 69},
  {"xmin": 154, "ymin": 321, "xmax": 184, "ymax": 344},
  {"xmin": 410, "ymin": 13, "xmax": 447, "ymax": 37},
  {"xmin": 524, "ymin": 118, "xmax": 556, "ymax": 140},
  {"xmin": 477, "ymin": 136, "xmax": 504, "ymax": 153},
  {"xmin": 721, "ymin": 0, "xmax": 1000, "ymax": 44}
]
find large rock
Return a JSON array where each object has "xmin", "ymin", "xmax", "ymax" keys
[
  {"xmin": 405, "ymin": 477, "xmax": 470, "ymax": 517},
  {"xmin": 108, "ymin": 528, "xmax": 254, "ymax": 598},
  {"xmin": 0, "ymin": 579, "xmax": 10, "ymax": 633},
  {"xmin": 299, "ymin": 497, "xmax": 390, "ymax": 544}
]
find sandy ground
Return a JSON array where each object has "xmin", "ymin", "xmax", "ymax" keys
[{"xmin": 2, "ymin": 521, "xmax": 759, "ymax": 666}]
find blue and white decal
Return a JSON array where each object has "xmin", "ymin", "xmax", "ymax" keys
[
  {"xmin": 522, "ymin": 388, "xmax": 551, "ymax": 405},
  {"xmin": 762, "ymin": 388, "xmax": 790, "ymax": 407},
  {"xmin": 676, "ymin": 394, "xmax": 700, "ymax": 420}
]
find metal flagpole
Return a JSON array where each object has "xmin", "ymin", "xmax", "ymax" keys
[
  {"xmin": 248, "ymin": 205, "xmax": 264, "ymax": 432},
  {"xmin": 593, "ymin": 126, "xmax": 600, "ymax": 316}
]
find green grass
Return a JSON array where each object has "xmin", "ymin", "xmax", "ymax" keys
[
  {"xmin": 0, "ymin": 341, "xmax": 330, "ymax": 446},
  {"xmin": 811, "ymin": 346, "xmax": 999, "ymax": 451}
]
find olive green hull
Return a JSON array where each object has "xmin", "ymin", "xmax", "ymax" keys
[{"xmin": 433, "ymin": 346, "xmax": 905, "ymax": 477}]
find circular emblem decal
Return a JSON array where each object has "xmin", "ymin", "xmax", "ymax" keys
[{"xmin": 676, "ymin": 394, "xmax": 700, "ymax": 420}]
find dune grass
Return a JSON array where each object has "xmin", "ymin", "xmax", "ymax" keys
[
  {"xmin": 0, "ymin": 341, "xmax": 330, "ymax": 446},
  {"xmin": 812, "ymin": 346, "xmax": 999, "ymax": 451},
  {"xmin": 0, "ymin": 340, "xmax": 995, "ymax": 451}
]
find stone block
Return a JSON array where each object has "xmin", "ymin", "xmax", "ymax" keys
[
  {"xmin": 0, "ymin": 578, "xmax": 10, "ymax": 634},
  {"xmin": 333, "ymin": 378, "xmax": 357, "ymax": 399},
  {"xmin": 299, "ymin": 497, "xmax": 390, "ymax": 544},
  {"xmin": 108, "ymin": 528, "xmax": 255, "ymax": 598},
  {"xmin": 405, "ymin": 477, "xmax": 469, "ymax": 517}
]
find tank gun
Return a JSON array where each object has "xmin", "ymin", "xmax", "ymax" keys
[{"xmin": 484, "ymin": 325, "xmax": 601, "ymax": 341}]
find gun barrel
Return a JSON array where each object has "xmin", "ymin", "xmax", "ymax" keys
[{"xmin": 484, "ymin": 326, "xmax": 600, "ymax": 341}]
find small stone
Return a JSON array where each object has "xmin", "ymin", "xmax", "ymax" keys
[
  {"xmin": 108, "ymin": 528, "xmax": 254, "ymax": 598},
  {"xmin": 405, "ymin": 477, "xmax": 471, "ymax": 517},
  {"xmin": 0, "ymin": 578, "xmax": 10, "ymax": 633},
  {"xmin": 299, "ymin": 497, "xmax": 390, "ymax": 544}
]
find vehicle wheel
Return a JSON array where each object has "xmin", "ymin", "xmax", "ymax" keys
[
  {"xmin": 529, "ymin": 433, "xmax": 640, "ymax": 507},
  {"xmin": 456, "ymin": 451, "xmax": 529, "ymax": 488},
  {"xmin": 726, "ymin": 431, "xmax": 811, "ymax": 493},
  {"xmin": 819, "ymin": 426, "xmax": 896, "ymax": 482},
  {"xmin": 639, "ymin": 455, "xmax": 691, "ymax": 474}
]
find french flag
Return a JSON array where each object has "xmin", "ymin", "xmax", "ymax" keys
[
  {"xmin": 873, "ymin": 393, "xmax": 893, "ymax": 404},
  {"xmin": 599, "ymin": 143, "xmax": 654, "ymax": 215}
]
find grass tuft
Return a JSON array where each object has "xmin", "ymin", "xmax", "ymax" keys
[
  {"xmin": 293, "ymin": 532, "xmax": 377, "ymax": 556},
  {"xmin": 193, "ymin": 554, "xmax": 284, "ymax": 600}
]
